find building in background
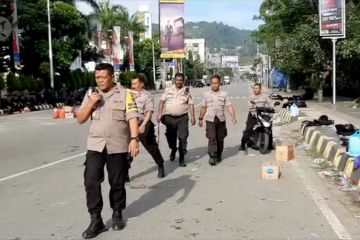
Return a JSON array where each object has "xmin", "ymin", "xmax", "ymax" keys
[
  {"xmin": 185, "ymin": 38, "xmax": 206, "ymax": 63},
  {"xmin": 138, "ymin": 5, "xmax": 152, "ymax": 41}
]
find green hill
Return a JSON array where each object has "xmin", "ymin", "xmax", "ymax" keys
[
  {"xmin": 185, "ymin": 21, "xmax": 254, "ymax": 50},
  {"xmin": 152, "ymin": 21, "xmax": 257, "ymax": 64}
]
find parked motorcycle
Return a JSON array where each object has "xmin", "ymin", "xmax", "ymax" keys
[{"xmin": 246, "ymin": 105, "xmax": 275, "ymax": 154}]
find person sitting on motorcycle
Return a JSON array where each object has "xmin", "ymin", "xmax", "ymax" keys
[{"xmin": 239, "ymin": 83, "xmax": 272, "ymax": 151}]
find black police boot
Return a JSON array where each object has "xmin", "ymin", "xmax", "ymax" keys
[
  {"xmin": 209, "ymin": 152, "xmax": 217, "ymax": 166},
  {"xmin": 170, "ymin": 149, "xmax": 176, "ymax": 161},
  {"xmin": 217, "ymin": 151, "xmax": 223, "ymax": 163},
  {"xmin": 238, "ymin": 142, "xmax": 246, "ymax": 151},
  {"xmin": 112, "ymin": 210, "xmax": 125, "ymax": 231},
  {"xmin": 82, "ymin": 213, "xmax": 106, "ymax": 239},
  {"xmin": 158, "ymin": 163, "xmax": 165, "ymax": 178},
  {"xmin": 179, "ymin": 153, "xmax": 187, "ymax": 167}
]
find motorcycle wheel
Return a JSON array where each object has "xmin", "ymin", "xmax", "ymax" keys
[{"xmin": 259, "ymin": 132, "xmax": 270, "ymax": 154}]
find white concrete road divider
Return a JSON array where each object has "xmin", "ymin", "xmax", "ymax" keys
[{"xmin": 302, "ymin": 124, "xmax": 358, "ymax": 188}]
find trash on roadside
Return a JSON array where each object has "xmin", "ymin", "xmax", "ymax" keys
[
  {"xmin": 276, "ymin": 144, "xmax": 295, "ymax": 161},
  {"xmin": 262, "ymin": 162, "xmax": 281, "ymax": 180},
  {"xmin": 312, "ymin": 158, "xmax": 326, "ymax": 168},
  {"xmin": 329, "ymin": 173, "xmax": 350, "ymax": 187},
  {"xmin": 354, "ymin": 156, "xmax": 360, "ymax": 169},
  {"xmin": 318, "ymin": 169, "xmax": 339, "ymax": 178},
  {"xmin": 339, "ymin": 184, "xmax": 358, "ymax": 192}
]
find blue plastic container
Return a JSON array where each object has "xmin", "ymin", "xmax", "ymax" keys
[{"xmin": 348, "ymin": 130, "xmax": 360, "ymax": 157}]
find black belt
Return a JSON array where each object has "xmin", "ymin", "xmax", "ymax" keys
[{"xmin": 165, "ymin": 113, "xmax": 187, "ymax": 118}]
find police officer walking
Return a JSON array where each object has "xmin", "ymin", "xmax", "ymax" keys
[
  {"xmin": 157, "ymin": 73, "xmax": 196, "ymax": 167},
  {"xmin": 239, "ymin": 83, "xmax": 271, "ymax": 152},
  {"xmin": 131, "ymin": 74, "xmax": 165, "ymax": 178},
  {"xmin": 77, "ymin": 63, "xmax": 139, "ymax": 239},
  {"xmin": 198, "ymin": 74, "xmax": 237, "ymax": 165}
]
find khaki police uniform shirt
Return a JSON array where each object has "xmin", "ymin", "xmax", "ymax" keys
[
  {"xmin": 201, "ymin": 90, "xmax": 231, "ymax": 122},
  {"xmin": 79, "ymin": 83, "xmax": 138, "ymax": 154},
  {"xmin": 249, "ymin": 93, "xmax": 271, "ymax": 110},
  {"xmin": 160, "ymin": 85, "xmax": 194, "ymax": 116},
  {"xmin": 134, "ymin": 89, "xmax": 154, "ymax": 122}
]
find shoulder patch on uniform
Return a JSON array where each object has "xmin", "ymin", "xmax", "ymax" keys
[{"xmin": 126, "ymin": 91, "xmax": 138, "ymax": 113}]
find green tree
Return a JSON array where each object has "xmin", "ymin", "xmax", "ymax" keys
[
  {"xmin": 133, "ymin": 39, "xmax": 161, "ymax": 89},
  {"xmin": 118, "ymin": 71, "xmax": 137, "ymax": 88},
  {"xmin": 0, "ymin": 73, "xmax": 5, "ymax": 91},
  {"xmin": 6, "ymin": 73, "xmax": 22, "ymax": 92},
  {"xmin": 18, "ymin": 0, "xmax": 89, "ymax": 88},
  {"xmin": 90, "ymin": 1, "xmax": 144, "ymax": 50},
  {"xmin": 253, "ymin": 0, "xmax": 360, "ymax": 100},
  {"xmin": 61, "ymin": 0, "xmax": 99, "ymax": 10}
]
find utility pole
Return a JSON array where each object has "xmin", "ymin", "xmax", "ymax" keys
[
  {"xmin": 47, "ymin": 0, "xmax": 54, "ymax": 89},
  {"xmin": 152, "ymin": 41, "xmax": 156, "ymax": 86}
]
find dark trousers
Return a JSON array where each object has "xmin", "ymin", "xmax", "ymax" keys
[
  {"xmin": 161, "ymin": 114, "xmax": 189, "ymax": 154},
  {"xmin": 241, "ymin": 113, "xmax": 257, "ymax": 145},
  {"xmin": 139, "ymin": 121, "xmax": 164, "ymax": 166},
  {"xmin": 84, "ymin": 148, "xmax": 128, "ymax": 214},
  {"xmin": 206, "ymin": 116, "xmax": 227, "ymax": 154}
]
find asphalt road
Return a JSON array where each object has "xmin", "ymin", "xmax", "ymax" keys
[{"xmin": 0, "ymin": 82, "xmax": 359, "ymax": 240}]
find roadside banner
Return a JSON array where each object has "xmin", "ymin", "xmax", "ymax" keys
[
  {"xmin": 159, "ymin": 0, "xmax": 185, "ymax": 58},
  {"xmin": 319, "ymin": 0, "xmax": 346, "ymax": 38}
]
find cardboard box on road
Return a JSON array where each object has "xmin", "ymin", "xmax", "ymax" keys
[
  {"xmin": 65, "ymin": 112, "xmax": 74, "ymax": 119},
  {"xmin": 262, "ymin": 162, "xmax": 280, "ymax": 180},
  {"xmin": 276, "ymin": 144, "xmax": 295, "ymax": 161}
]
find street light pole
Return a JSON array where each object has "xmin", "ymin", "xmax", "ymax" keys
[
  {"xmin": 152, "ymin": 41, "xmax": 156, "ymax": 87},
  {"xmin": 47, "ymin": 0, "xmax": 54, "ymax": 89},
  {"xmin": 332, "ymin": 38, "xmax": 337, "ymax": 105}
]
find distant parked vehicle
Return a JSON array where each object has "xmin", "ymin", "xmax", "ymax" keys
[
  {"xmin": 192, "ymin": 79, "xmax": 205, "ymax": 88},
  {"xmin": 224, "ymin": 76, "xmax": 230, "ymax": 85}
]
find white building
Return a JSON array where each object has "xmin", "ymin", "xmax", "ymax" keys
[
  {"xmin": 138, "ymin": 5, "xmax": 152, "ymax": 41},
  {"xmin": 185, "ymin": 39, "xmax": 206, "ymax": 63}
]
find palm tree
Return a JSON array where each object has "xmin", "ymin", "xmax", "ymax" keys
[
  {"xmin": 61, "ymin": 0, "xmax": 99, "ymax": 10},
  {"xmin": 117, "ymin": 9, "xmax": 145, "ymax": 47},
  {"xmin": 89, "ymin": 0, "xmax": 145, "ymax": 49}
]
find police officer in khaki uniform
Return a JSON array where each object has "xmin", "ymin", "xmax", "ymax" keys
[
  {"xmin": 198, "ymin": 74, "xmax": 237, "ymax": 165},
  {"xmin": 157, "ymin": 73, "xmax": 196, "ymax": 167},
  {"xmin": 77, "ymin": 63, "xmax": 139, "ymax": 239},
  {"xmin": 130, "ymin": 74, "xmax": 165, "ymax": 178},
  {"xmin": 239, "ymin": 83, "xmax": 271, "ymax": 151}
]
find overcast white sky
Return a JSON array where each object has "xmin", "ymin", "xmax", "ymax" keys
[{"xmin": 76, "ymin": 0, "xmax": 264, "ymax": 30}]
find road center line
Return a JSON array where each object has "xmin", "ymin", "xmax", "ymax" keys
[
  {"xmin": 0, "ymin": 152, "xmax": 86, "ymax": 183},
  {"xmin": 1, "ymin": 102, "xmax": 202, "ymax": 182},
  {"xmin": 291, "ymin": 160, "xmax": 352, "ymax": 240}
]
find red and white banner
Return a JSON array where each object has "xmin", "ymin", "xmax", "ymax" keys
[
  {"xmin": 128, "ymin": 31, "xmax": 135, "ymax": 72},
  {"xmin": 319, "ymin": 0, "xmax": 346, "ymax": 38},
  {"xmin": 113, "ymin": 26, "xmax": 122, "ymax": 72},
  {"xmin": 10, "ymin": 0, "xmax": 20, "ymax": 67}
]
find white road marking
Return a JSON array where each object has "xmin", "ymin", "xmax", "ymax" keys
[
  {"xmin": 1, "ymin": 102, "xmax": 203, "ymax": 182},
  {"xmin": 0, "ymin": 152, "xmax": 86, "ymax": 183},
  {"xmin": 291, "ymin": 160, "xmax": 352, "ymax": 240},
  {"xmin": 41, "ymin": 122, "xmax": 56, "ymax": 126}
]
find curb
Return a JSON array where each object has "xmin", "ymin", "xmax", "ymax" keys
[
  {"xmin": 0, "ymin": 102, "xmax": 65, "ymax": 116},
  {"xmin": 302, "ymin": 124, "xmax": 359, "ymax": 186}
]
